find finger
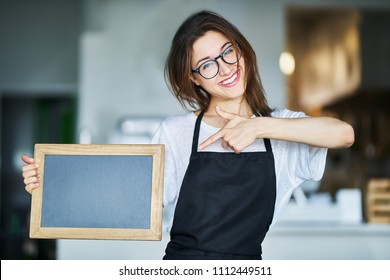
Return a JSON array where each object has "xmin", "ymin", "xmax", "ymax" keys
[
  {"xmin": 25, "ymin": 183, "xmax": 40, "ymax": 194},
  {"xmin": 22, "ymin": 169, "xmax": 39, "ymax": 179},
  {"xmin": 233, "ymin": 145, "xmax": 244, "ymax": 154},
  {"xmin": 215, "ymin": 106, "xmax": 237, "ymax": 121},
  {"xmin": 21, "ymin": 154, "xmax": 34, "ymax": 164},
  {"xmin": 221, "ymin": 140, "xmax": 230, "ymax": 149},
  {"xmin": 221, "ymin": 140, "xmax": 234, "ymax": 150},
  {"xmin": 24, "ymin": 176, "xmax": 39, "ymax": 186},
  {"xmin": 22, "ymin": 163, "xmax": 39, "ymax": 172},
  {"xmin": 199, "ymin": 130, "xmax": 225, "ymax": 150}
]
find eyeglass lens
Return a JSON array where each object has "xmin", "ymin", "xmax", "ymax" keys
[{"xmin": 199, "ymin": 45, "xmax": 240, "ymax": 79}]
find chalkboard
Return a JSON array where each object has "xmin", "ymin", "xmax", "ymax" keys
[{"xmin": 29, "ymin": 144, "xmax": 164, "ymax": 240}]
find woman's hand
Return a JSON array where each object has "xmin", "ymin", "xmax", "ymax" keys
[
  {"xmin": 199, "ymin": 106, "xmax": 260, "ymax": 154},
  {"xmin": 199, "ymin": 106, "xmax": 355, "ymax": 153},
  {"xmin": 21, "ymin": 154, "xmax": 40, "ymax": 194}
]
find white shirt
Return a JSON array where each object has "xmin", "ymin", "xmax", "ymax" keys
[{"xmin": 151, "ymin": 108, "xmax": 328, "ymax": 232}]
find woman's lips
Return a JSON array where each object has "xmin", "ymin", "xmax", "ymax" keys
[{"xmin": 219, "ymin": 69, "xmax": 240, "ymax": 88}]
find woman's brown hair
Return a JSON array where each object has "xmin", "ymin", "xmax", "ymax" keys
[{"xmin": 165, "ymin": 10, "xmax": 272, "ymax": 117}]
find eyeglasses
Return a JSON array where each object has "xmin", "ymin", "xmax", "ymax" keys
[{"xmin": 191, "ymin": 44, "xmax": 241, "ymax": 79}]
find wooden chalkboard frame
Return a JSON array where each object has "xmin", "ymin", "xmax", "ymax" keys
[{"xmin": 29, "ymin": 144, "xmax": 164, "ymax": 240}]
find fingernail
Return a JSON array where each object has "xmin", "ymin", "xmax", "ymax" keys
[{"xmin": 216, "ymin": 106, "xmax": 221, "ymax": 111}]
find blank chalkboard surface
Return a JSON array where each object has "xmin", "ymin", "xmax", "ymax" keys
[{"xmin": 29, "ymin": 144, "xmax": 164, "ymax": 240}]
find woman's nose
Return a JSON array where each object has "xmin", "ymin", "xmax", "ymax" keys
[{"xmin": 218, "ymin": 60, "xmax": 233, "ymax": 76}]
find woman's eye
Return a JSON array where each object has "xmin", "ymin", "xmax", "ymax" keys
[
  {"xmin": 202, "ymin": 61, "xmax": 215, "ymax": 70},
  {"xmin": 224, "ymin": 46, "xmax": 235, "ymax": 56}
]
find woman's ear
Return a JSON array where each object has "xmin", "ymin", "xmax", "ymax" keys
[{"xmin": 190, "ymin": 74, "xmax": 200, "ymax": 86}]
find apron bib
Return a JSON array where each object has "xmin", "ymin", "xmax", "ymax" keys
[{"xmin": 164, "ymin": 111, "xmax": 276, "ymax": 260}]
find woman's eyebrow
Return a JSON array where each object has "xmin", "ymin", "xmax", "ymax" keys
[
  {"xmin": 220, "ymin": 41, "xmax": 231, "ymax": 50},
  {"xmin": 195, "ymin": 41, "xmax": 232, "ymax": 67},
  {"xmin": 195, "ymin": 56, "xmax": 210, "ymax": 67}
]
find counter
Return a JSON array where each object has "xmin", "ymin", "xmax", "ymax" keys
[{"xmin": 262, "ymin": 222, "xmax": 390, "ymax": 259}]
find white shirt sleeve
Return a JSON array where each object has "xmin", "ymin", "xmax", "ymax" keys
[
  {"xmin": 270, "ymin": 109, "xmax": 328, "ymax": 226},
  {"xmin": 151, "ymin": 122, "xmax": 179, "ymax": 210},
  {"xmin": 275, "ymin": 109, "xmax": 327, "ymax": 184},
  {"xmin": 150, "ymin": 113, "xmax": 196, "ymax": 232}
]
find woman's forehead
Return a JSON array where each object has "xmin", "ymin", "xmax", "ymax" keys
[{"xmin": 191, "ymin": 31, "xmax": 230, "ymax": 60}]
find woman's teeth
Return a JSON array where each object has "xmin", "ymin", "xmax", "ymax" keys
[{"xmin": 220, "ymin": 72, "xmax": 238, "ymax": 85}]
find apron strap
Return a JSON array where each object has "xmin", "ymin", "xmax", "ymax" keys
[
  {"xmin": 191, "ymin": 110, "xmax": 205, "ymax": 154},
  {"xmin": 264, "ymin": 138, "xmax": 272, "ymax": 153}
]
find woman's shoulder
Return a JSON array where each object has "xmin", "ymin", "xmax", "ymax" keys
[
  {"xmin": 152, "ymin": 112, "xmax": 196, "ymax": 144},
  {"xmin": 271, "ymin": 108, "xmax": 307, "ymax": 118},
  {"xmin": 162, "ymin": 111, "xmax": 196, "ymax": 125},
  {"xmin": 160, "ymin": 111, "xmax": 196, "ymax": 131}
]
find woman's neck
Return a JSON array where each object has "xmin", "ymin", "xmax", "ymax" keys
[
  {"xmin": 198, "ymin": 97, "xmax": 253, "ymax": 128},
  {"xmin": 206, "ymin": 97, "xmax": 253, "ymax": 117}
]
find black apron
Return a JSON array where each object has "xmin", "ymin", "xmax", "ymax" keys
[{"xmin": 163, "ymin": 111, "xmax": 276, "ymax": 260}]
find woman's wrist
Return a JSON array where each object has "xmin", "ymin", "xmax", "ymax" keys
[{"xmin": 253, "ymin": 116, "xmax": 273, "ymax": 139}]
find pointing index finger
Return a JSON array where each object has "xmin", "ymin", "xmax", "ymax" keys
[{"xmin": 199, "ymin": 130, "xmax": 225, "ymax": 150}]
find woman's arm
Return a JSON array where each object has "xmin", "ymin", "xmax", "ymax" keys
[
  {"xmin": 199, "ymin": 107, "xmax": 354, "ymax": 153},
  {"xmin": 257, "ymin": 116, "xmax": 355, "ymax": 148}
]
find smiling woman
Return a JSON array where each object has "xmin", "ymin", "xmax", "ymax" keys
[
  {"xmin": 190, "ymin": 31, "xmax": 246, "ymax": 106},
  {"xmin": 153, "ymin": 10, "xmax": 353, "ymax": 260},
  {"xmin": 165, "ymin": 11, "xmax": 271, "ymax": 118}
]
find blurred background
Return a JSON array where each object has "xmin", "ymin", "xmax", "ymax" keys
[{"xmin": 1, "ymin": 0, "xmax": 389, "ymax": 260}]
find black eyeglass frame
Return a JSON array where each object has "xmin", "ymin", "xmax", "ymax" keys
[{"xmin": 191, "ymin": 44, "xmax": 241, "ymax": 79}]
